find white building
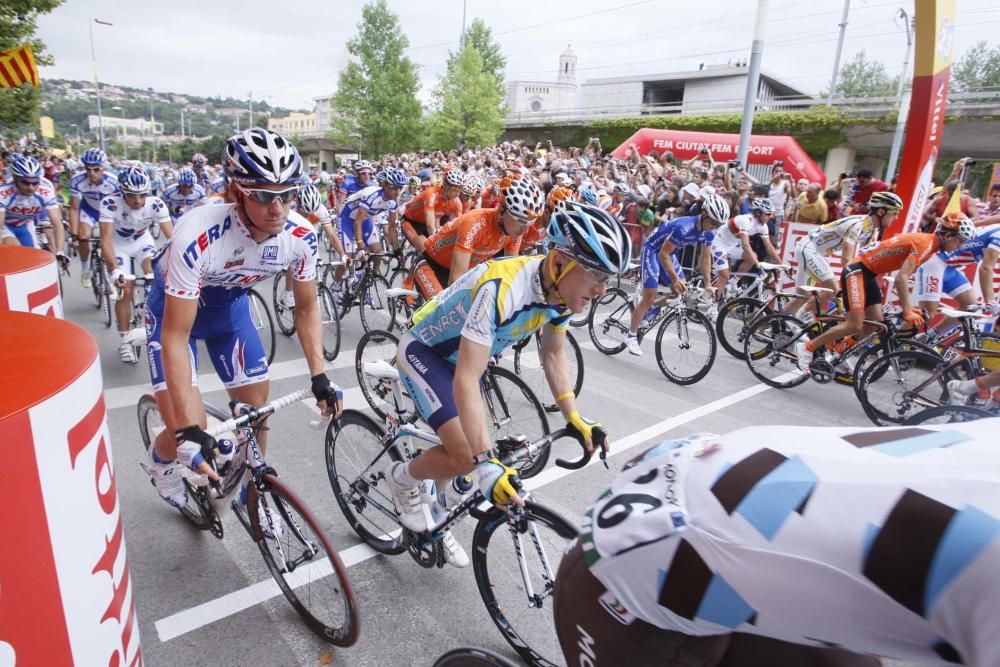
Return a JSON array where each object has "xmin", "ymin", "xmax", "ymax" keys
[
  {"xmin": 267, "ymin": 111, "xmax": 319, "ymax": 139},
  {"xmin": 577, "ymin": 64, "xmax": 810, "ymax": 118},
  {"xmin": 505, "ymin": 45, "xmax": 578, "ymax": 123},
  {"xmin": 86, "ymin": 114, "xmax": 163, "ymax": 136}
]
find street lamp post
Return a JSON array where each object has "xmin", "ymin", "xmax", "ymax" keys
[
  {"xmin": 111, "ymin": 105, "xmax": 126, "ymax": 160},
  {"xmin": 89, "ymin": 18, "xmax": 113, "ymax": 153},
  {"xmin": 69, "ymin": 123, "xmax": 80, "ymax": 149}
]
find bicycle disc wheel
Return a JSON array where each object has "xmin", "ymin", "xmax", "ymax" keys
[
  {"xmin": 136, "ymin": 395, "xmax": 214, "ymax": 530},
  {"xmin": 472, "ymin": 502, "xmax": 578, "ymax": 667},
  {"xmin": 272, "ymin": 269, "xmax": 296, "ymax": 336},
  {"xmin": 902, "ymin": 404, "xmax": 996, "ymax": 425},
  {"xmin": 360, "ymin": 274, "xmax": 396, "ymax": 334},
  {"xmin": 325, "ymin": 410, "xmax": 406, "ymax": 555},
  {"xmin": 482, "ymin": 365, "xmax": 550, "ymax": 478},
  {"xmin": 715, "ymin": 297, "xmax": 765, "ymax": 360},
  {"xmin": 513, "ymin": 331, "xmax": 585, "ymax": 413},
  {"xmin": 246, "ymin": 475, "xmax": 360, "ymax": 646},
  {"xmin": 588, "ymin": 287, "xmax": 632, "ymax": 355},
  {"xmin": 247, "ymin": 289, "xmax": 276, "ymax": 365},
  {"xmin": 654, "ymin": 308, "xmax": 716, "ymax": 385},
  {"xmin": 317, "ymin": 284, "xmax": 342, "ymax": 362},
  {"xmin": 743, "ymin": 313, "xmax": 810, "ymax": 388},
  {"xmin": 355, "ymin": 329, "xmax": 401, "ymax": 419},
  {"xmin": 858, "ymin": 350, "xmax": 955, "ymax": 425}
]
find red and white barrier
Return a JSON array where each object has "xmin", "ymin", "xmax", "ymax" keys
[
  {"xmin": 0, "ymin": 246, "xmax": 62, "ymax": 318},
  {"xmin": 0, "ymin": 311, "xmax": 142, "ymax": 666}
]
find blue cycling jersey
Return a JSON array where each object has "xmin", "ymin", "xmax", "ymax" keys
[
  {"xmin": 946, "ymin": 226, "xmax": 1000, "ymax": 266},
  {"xmin": 644, "ymin": 215, "xmax": 715, "ymax": 254},
  {"xmin": 338, "ymin": 185, "xmax": 397, "ymax": 241}
]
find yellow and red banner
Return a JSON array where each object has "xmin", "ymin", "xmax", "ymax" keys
[
  {"xmin": 0, "ymin": 43, "xmax": 40, "ymax": 89},
  {"xmin": 888, "ymin": 0, "xmax": 958, "ymax": 238}
]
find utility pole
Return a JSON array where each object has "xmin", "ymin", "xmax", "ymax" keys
[
  {"xmin": 89, "ymin": 18, "xmax": 113, "ymax": 153},
  {"xmin": 737, "ymin": 0, "xmax": 768, "ymax": 167},
  {"xmin": 180, "ymin": 107, "xmax": 185, "ymax": 140},
  {"xmin": 248, "ymin": 90, "xmax": 254, "ymax": 128},
  {"xmin": 827, "ymin": 0, "xmax": 851, "ymax": 105},
  {"xmin": 460, "ymin": 0, "xmax": 468, "ymax": 47},
  {"xmin": 886, "ymin": 9, "xmax": 915, "ymax": 181}
]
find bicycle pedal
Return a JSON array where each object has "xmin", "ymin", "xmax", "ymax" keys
[{"xmin": 809, "ymin": 359, "xmax": 835, "ymax": 384}]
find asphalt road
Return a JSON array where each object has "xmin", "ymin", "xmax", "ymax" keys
[{"xmin": 57, "ymin": 272, "xmax": 936, "ymax": 667}]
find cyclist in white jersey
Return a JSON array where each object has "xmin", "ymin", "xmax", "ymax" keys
[
  {"xmin": 70, "ymin": 148, "xmax": 120, "ymax": 287},
  {"xmin": 161, "ymin": 167, "xmax": 207, "ymax": 221},
  {"xmin": 555, "ymin": 419, "xmax": 1000, "ymax": 666},
  {"xmin": 99, "ymin": 166, "xmax": 171, "ymax": 363},
  {"xmin": 710, "ymin": 198, "xmax": 780, "ymax": 298},
  {"xmin": 143, "ymin": 128, "xmax": 343, "ymax": 513},
  {"xmin": 0, "ymin": 155, "xmax": 66, "ymax": 264},
  {"xmin": 278, "ymin": 183, "xmax": 347, "ymax": 308}
]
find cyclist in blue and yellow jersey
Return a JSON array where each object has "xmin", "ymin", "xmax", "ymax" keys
[{"xmin": 386, "ymin": 202, "xmax": 631, "ymax": 567}]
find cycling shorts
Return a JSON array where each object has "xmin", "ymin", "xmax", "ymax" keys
[
  {"xmin": 554, "ymin": 542, "xmax": 878, "ymax": 667},
  {"xmin": 794, "ymin": 238, "xmax": 834, "ymax": 285},
  {"xmin": 640, "ymin": 245, "xmax": 684, "ymax": 290},
  {"xmin": 146, "ymin": 295, "xmax": 269, "ymax": 393},
  {"xmin": 840, "ymin": 262, "xmax": 881, "ymax": 314},
  {"xmin": 1, "ymin": 222, "xmax": 36, "ymax": 248},
  {"xmin": 112, "ymin": 231, "xmax": 156, "ymax": 272},
  {"xmin": 914, "ymin": 254, "xmax": 973, "ymax": 302},
  {"xmin": 413, "ymin": 254, "xmax": 450, "ymax": 300},
  {"xmin": 396, "ymin": 333, "xmax": 457, "ymax": 430},
  {"xmin": 78, "ymin": 207, "xmax": 99, "ymax": 229}
]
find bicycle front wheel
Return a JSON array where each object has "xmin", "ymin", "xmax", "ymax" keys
[
  {"xmin": 355, "ymin": 329, "xmax": 401, "ymax": 420},
  {"xmin": 513, "ymin": 331, "xmax": 585, "ymax": 413},
  {"xmin": 271, "ymin": 269, "xmax": 296, "ymax": 336},
  {"xmin": 654, "ymin": 308, "xmax": 716, "ymax": 385},
  {"xmin": 743, "ymin": 313, "xmax": 810, "ymax": 388},
  {"xmin": 99, "ymin": 266, "xmax": 112, "ymax": 327},
  {"xmin": 360, "ymin": 274, "xmax": 396, "ymax": 333},
  {"xmin": 472, "ymin": 502, "xmax": 578, "ymax": 667},
  {"xmin": 902, "ymin": 404, "xmax": 996, "ymax": 425},
  {"xmin": 715, "ymin": 296, "xmax": 765, "ymax": 360},
  {"xmin": 247, "ymin": 475, "xmax": 360, "ymax": 647},
  {"xmin": 482, "ymin": 365, "xmax": 550, "ymax": 478},
  {"xmin": 587, "ymin": 287, "xmax": 632, "ymax": 355},
  {"xmin": 317, "ymin": 284, "xmax": 342, "ymax": 361},
  {"xmin": 857, "ymin": 350, "xmax": 954, "ymax": 425},
  {"xmin": 247, "ymin": 289, "xmax": 276, "ymax": 365}
]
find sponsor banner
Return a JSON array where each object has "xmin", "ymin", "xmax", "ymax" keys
[
  {"xmin": 0, "ymin": 313, "xmax": 142, "ymax": 666},
  {"xmin": 0, "ymin": 246, "xmax": 63, "ymax": 318},
  {"xmin": 888, "ymin": 0, "xmax": 958, "ymax": 237}
]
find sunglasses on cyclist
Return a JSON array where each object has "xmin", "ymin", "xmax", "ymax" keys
[
  {"xmin": 85, "ymin": 166, "xmax": 102, "ymax": 172},
  {"xmin": 577, "ymin": 263, "xmax": 614, "ymax": 287},
  {"xmin": 236, "ymin": 184, "xmax": 298, "ymax": 205},
  {"xmin": 16, "ymin": 179, "xmax": 40, "ymax": 186}
]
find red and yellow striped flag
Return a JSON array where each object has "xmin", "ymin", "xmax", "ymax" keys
[{"xmin": 0, "ymin": 44, "xmax": 40, "ymax": 89}]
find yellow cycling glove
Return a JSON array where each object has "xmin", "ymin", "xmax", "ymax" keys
[
  {"xmin": 567, "ymin": 410, "xmax": 602, "ymax": 443},
  {"xmin": 475, "ymin": 458, "xmax": 522, "ymax": 506}
]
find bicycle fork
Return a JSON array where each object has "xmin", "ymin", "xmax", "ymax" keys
[{"xmin": 507, "ymin": 512, "xmax": 557, "ymax": 609}]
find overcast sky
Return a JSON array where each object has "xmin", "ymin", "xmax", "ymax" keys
[{"xmin": 36, "ymin": 0, "xmax": 1000, "ymax": 112}]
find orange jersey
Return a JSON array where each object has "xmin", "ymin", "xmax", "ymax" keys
[
  {"xmin": 424, "ymin": 207, "xmax": 522, "ymax": 268},
  {"xmin": 859, "ymin": 232, "xmax": 940, "ymax": 274},
  {"xmin": 403, "ymin": 186, "xmax": 462, "ymax": 225}
]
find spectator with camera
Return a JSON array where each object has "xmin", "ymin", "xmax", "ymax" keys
[{"xmin": 843, "ymin": 167, "xmax": 888, "ymax": 214}]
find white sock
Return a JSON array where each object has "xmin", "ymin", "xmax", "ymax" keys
[
  {"xmin": 119, "ymin": 330, "xmax": 128, "ymax": 340},
  {"xmin": 627, "ymin": 331, "xmax": 637, "ymax": 338},
  {"xmin": 393, "ymin": 461, "xmax": 419, "ymax": 486}
]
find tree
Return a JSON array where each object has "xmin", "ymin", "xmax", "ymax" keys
[
  {"xmin": 0, "ymin": 0, "xmax": 64, "ymax": 131},
  {"xmin": 832, "ymin": 50, "xmax": 896, "ymax": 99},
  {"xmin": 424, "ymin": 43, "xmax": 506, "ymax": 150},
  {"xmin": 447, "ymin": 18, "xmax": 506, "ymax": 97},
  {"xmin": 331, "ymin": 0, "xmax": 422, "ymax": 157},
  {"xmin": 952, "ymin": 41, "xmax": 1000, "ymax": 94}
]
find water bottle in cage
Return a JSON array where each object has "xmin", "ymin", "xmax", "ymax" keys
[{"xmin": 429, "ymin": 474, "xmax": 475, "ymax": 524}]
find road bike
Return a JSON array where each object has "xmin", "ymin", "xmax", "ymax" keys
[
  {"xmin": 271, "ymin": 258, "xmax": 342, "ymax": 362},
  {"xmin": 111, "ymin": 272, "xmax": 153, "ymax": 364},
  {"xmin": 137, "ymin": 389, "xmax": 359, "ymax": 645}
]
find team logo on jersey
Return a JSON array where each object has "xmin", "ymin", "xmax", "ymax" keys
[
  {"xmin": 262, "ymin": 245, "xmax": 279, "ymax": 261},
  {"xmin": 224, "ymin": 258, "xmax": 245, "ymax": 269},
  {"xmin": 181, "ymin": 217, "xmax": 233, "ymax": 268},
  {"xmin": 598, "ymin": 591, "xmax": 636, "ymax": 625}
]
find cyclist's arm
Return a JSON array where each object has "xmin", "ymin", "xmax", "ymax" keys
[
  {"xmin": 352, "ymin": 207, "xmax": 368, "ymax": 251},
  {"xmin": 699, "ymin": 241, "xmax": 714, "ymax": 290},
  {"xmin": 161, "ymin": 295, "xmax": 204, "ymax": 430},
  {"xmin": 99, "ymin": 221, "xmax": 117, "ymax": 274},
  {"xmin": 841, "ymin": 240, "xmax": 858, "ymax": 266},
  {"xmin": 159, "ymin": 218, "xmax": 174, "ymax": 240},
  {"xmin": 291, "ymin": 277, "xmax": 326, "ymax": 377},
  {"xmin": 385, "ymin": 211, "xmax": 399, "ymax": 248},
  {"xmin": 658, "ymin": 239, "xmax": 681, "ymax": 283},
  {"xmin": 424, "ymin": 202, "xmax": 438, "ymax": 236},
  {"xmin": 322, "ymin": 222, "xmax": 346, "ymax": 256},
  {"xmin": 454, "ymin": 337, "xmax": 494, "ymax": 457},
  {"xmin": 894, "ymin": 255, "xmax": 920, "ymax": 315},
  {"xmin": 47, "ymin": 205, "xmax": 65, "ymax": 254},
  {"xmin": 980, "ymin": 247, "xmax": 1000, "ymax": 303},
  {"xmin": 68, "ymin": 197, "xmax": 80, "ymax": 236},
  {"xmin": 449, "ymin": 248, "xmax": 473, "ymax": 285},
  {"xmin": 540, "ymin": 326, "xmax": 577, "ymax": 415},
  {"xmin": 739, "ymin": 232, "xmax": 758, "ymax": 265},
  {"xmin": 761, "ymin": 234, "xmax": 781, "ymax": 263}
]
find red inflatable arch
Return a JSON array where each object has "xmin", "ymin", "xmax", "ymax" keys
[{"xmin": 610, "ymin": 128, "xmax": 825, "ymax": 184}]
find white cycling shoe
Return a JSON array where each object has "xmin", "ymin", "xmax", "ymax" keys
[
  {"xmin": 440, "ymin": 530, "xmax": 469, "ymax": 568},
  {"xmin": 795, "ymin": 340, "xmax": 813, "ymax": 370},
  {"xmin": 386, "ymin": 462, "xmax": 429, "ymax": 532},
  {"xmin": 283, "ymin": 290, "xmax": 296, "ymax": 308},
  {"xmin": 624, "ymin": 334, "xmax": 643, "ymax": 356},
  {"xmin": 118, "ymin": 342, "xmax": 137, "ymax": 363},
  {"xmin": 147, "ymin": 445, "xmax": 189, "ymax": 508}
]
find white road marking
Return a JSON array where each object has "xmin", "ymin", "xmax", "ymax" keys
[{"xmin": 152, "ymin": 373, "xmax": 794, "ymax": 643}]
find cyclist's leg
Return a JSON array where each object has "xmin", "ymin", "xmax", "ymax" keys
[
  {"xmin": 914, "ymin": 254, "xmax": 947, "ymax": 325},
  {"xmin": 146, "ymin": 306, "xmax": 203, "ymax": 460},
  {"xmin": 402, "ymin": 218, "xmax": 428, "ymax": 255},
  {"xmin": 113, "ymin": 241, "xmax": 136, "ymax": 333},
  {"xmin": 809, "ymin": 264, "xmax": 872, "ymax": 352},
  {"xmin": 554, "ymin": 542, "xmax": 730, "ymax": 667},
  {"xmin": 413, "ymin": 256, "xmax": 446, "ymax": 301},
  {"xmin": 630, "ymin": 246, "xmax": 671, "ymax": 333},
  {"xmin": 78, "ymin": 211, "xmax": 95, "ymax": 265},
  {"xmin": 364, "ymin": 218, "xmax": 383, "ymax": 272}
]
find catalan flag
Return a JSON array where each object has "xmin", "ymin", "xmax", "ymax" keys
[
  {"xmin": 0, "ymin": 44, "xmax": 40, "ymax": 89},
  {"xmin": 943, "ymin": 178, "xmax": 964, "ymax": 216}
]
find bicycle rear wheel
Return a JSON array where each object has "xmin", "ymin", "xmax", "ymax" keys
[
  {"xmin": 513, "ymin": 331, "xmax": 585, "ymax": 412},
  {"xmin": 433, "ymin": 648, "xmax": 520, "ymax": 667},
  {"xmin": 472, "ymin": 502, "xmax": 578, "ymax": 667},
  {"xmin": 360, "ymin": 274, "xmax": 396, "ymax": 333},
  {"xmin": 715, "ymin": 296, "xmax": 765, "ymax": 360},
  {"xmin": 483, "ymin": 366, "xmax": 550, "ymax": 478},
  {"xmin": 272, "ymin": 269, "xmax": 296, "ymax": 336},
  {"xmin": 247, "ymin": 289, "xmax": 276, "ymax": 365},
  {"xmin": 902, "ymin": 404, "xmax": 996, "ymax": 425},
  {"xmin": 325, "ymin": 410, "xmax": 406, "ymax": 555},
  {"xmin": 317, "ymin": 284, "xmax": 342, "ymax": 361},
  {"xmin": 246, "ymin": 474, "xmax": 360, "ymax": 646},
  {"xmin": 355, "ymin": 329, "xmax": 401, "ymax": 420},
  {"xmin": 654, "ymin": 308, "xmax": 716, "ymax": 385},
  {"xmin": 857, "ymin": 350, "xmax": 955, "ymax": 425},
  {"xmin": 587, "ymin": 287, "xmax": 632, "ymax": 355},
  {"xmin": 743, "ymin": 313, "xmax": 810, "ymax": 388}
]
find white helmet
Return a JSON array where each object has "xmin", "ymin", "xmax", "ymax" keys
[
  {"xmin": 500, "ymin": 177, "xmax": 544, "ymax": 221},
  {"xmin": 298, "ymin": 184, "xmax": 323, "ymax": 214},
  {"xmin": 462, "ymin": 174, "xmax": 485, "ymax": 196},
  {"xmin": 701, "ymin": 194, "xmax": 731, "ymax": 225},
  {"xmin": 222, "ymin": 128, "xmax": 302, "ymax": 186}
]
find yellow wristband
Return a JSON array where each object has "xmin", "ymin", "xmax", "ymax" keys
[{"xmin": 555, "ymin": 392, "xmax": 575, "ymax": 402}]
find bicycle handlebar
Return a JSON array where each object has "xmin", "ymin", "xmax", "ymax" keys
[
  {"xmin": 553, "ymin": 425, "xmax": 609, "ymax": 470},
  {"xmin": 204, "ymin": 388, "xmax": 329, "ymax": 437}
]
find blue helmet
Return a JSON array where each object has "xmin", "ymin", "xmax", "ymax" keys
[
  {"xmin": 177, "ymin": 167, "xmax": 196, "ymax": 187},
  {"xmin": 81, "ymin": 148, "xmax": 107, "ymax": 166},
  {"xmin": 118, "ymin": 165, "xmax": 151, "ymax": 194},
  {"xmin": 380, "ymin": 167, "xmax": 407, "ymax": 187},
  {"xmin": 11, "ymin": 155, "xmax": 43, "ymax": 179},
  {"xmin": 222, "ymin": 128, "xmax": 302, "ymax": 186},
  {"xmin": 548, "ymin": 202, "xmax": 632, "ymax": 274},
  {"xmin": 579, "ymin": 187, "xmax": 598, "ymax": 206},
  {"xmin": 192, "ymin": 153, "xmax": 207, "ymax": 167}
]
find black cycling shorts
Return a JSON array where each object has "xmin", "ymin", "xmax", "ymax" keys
[{"xmin": 840, "ymin": 262, "xmax": 882, "ymax": 314}]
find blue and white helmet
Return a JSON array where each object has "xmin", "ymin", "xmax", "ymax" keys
[
  {"xmin": 548, "ymin": 202, "xmax": 632, "ymax": 274},
  {"xmin": 118, "ymin": 165, "xmax": 151, "ymax": 194},
  {"xmin": 177, "ymin": 167, "xmax": 196, "ymax": 187},
  {"xmin": 222, "ymin": 128, "xmax": 302, "ymax": 187},
  {"xmin": 353, "ymin": 159, "xmax": 373, "ymax": 173},
  {"xmin": 11, "ymin": 155, "xmax": 43, "ymax": 179},
  {"xmin": 81, "ymin": 148, "xmax": 106, "ymax": 166},
  {"xmin": 380, "ymin": 167, "xmax": 408, "ymax": 187},
  {"xmin": 298, "ymin": 184, "xmax": 323, "ymax": 214},
  {"xmin": 579, "ymin": 187, "xmax": 599, "ymax": 206}
]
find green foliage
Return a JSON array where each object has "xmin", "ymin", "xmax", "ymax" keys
[
  {"xmin": 0, "ymin": 0, "xmax": 64, "ymax": 131},
  {"xmin": 448, "ymin": 18, "xmax": 506, "ymax": 92},
  {"xmin": 424, "ymin": 43, "xmax": 506, "ymax": 150},
  {"xmin": 331, "ymin": 0, "xmax": 422, "ymax": 156},
  {"xmin": 953, "ymin": 41, "xmax": 1000, "ymax": 94},
  {"xmin": 831, "ymin": 50, "xmax": 897, "ymax": 99}
]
